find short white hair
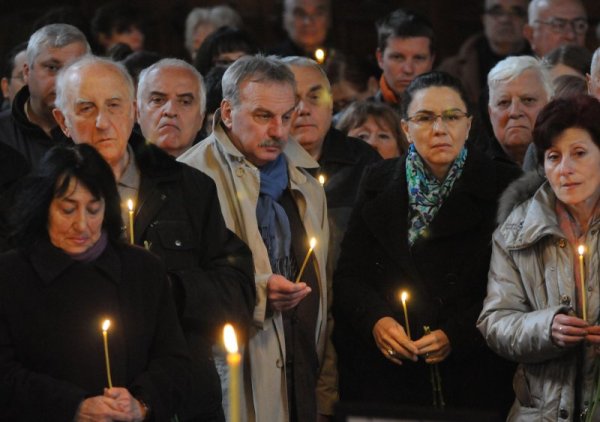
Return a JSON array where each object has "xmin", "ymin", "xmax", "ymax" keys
[
  {"xmin": 184, "ymin": 6, "xmax": 242, "ymax": 55},
  {"xmin": 55, "ymin": 55, "xmax": 134, "ymax": 112},
  {"xmin": 137, "ymin": 58, "xmax": 206, "ymax": 116},
  {"xmin": 488, "ymin": 55, "xmax": 554, "ymax": 104},
  {"xmin": 528, "ymin": 0, "xmax": 587, "ymax": 24},
  {"xmin": 591, "ymin": 47, "xmax": 600, "ymax": 76}
]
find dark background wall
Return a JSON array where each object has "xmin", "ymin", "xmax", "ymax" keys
[{"xmin": 2, "ymin": 0, "xmax": 599, "ymax": 68}]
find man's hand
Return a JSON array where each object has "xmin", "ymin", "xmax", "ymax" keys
[{"xmin": 267, "ymin": 274, "xmax": 311, "ymax": 312}]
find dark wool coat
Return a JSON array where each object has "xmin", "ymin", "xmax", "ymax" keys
[
  {"xmin": 0, "ymin": 240, "xmax": 191, "ymax": 422},
  {"xmin": 332, "ymin": 148, "xmax": 521, "ymax": 416},
  {"xmin": 129, "ymin": 134, "xmax": 255, "ymax": 420}
]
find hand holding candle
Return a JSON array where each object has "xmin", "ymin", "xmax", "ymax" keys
[
  {"xmin": 127, "ymin": 199, "xmax": 135, "ymax": 245},
  {"xmin": 101, "ymin": 319, "xmax": 113, "ymax": 388},
  {"xmin": 224, "ymin": 324, "xmax": 241, "ymax": 422},
  {"xmin": 400, "ymin": 291, "xmax": 411, "ymax": 340},
  {"xmin": 295, "ymin": 237, "xmax": 317, "ymax": 283},
  {"xmin": 578, "ymin": 244, "xmax": 587, "ymax": 322}
]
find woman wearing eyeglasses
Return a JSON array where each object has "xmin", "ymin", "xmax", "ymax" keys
[{"xmin": 332, "ymin": 71, "xmax": 521, "ymax": 415}]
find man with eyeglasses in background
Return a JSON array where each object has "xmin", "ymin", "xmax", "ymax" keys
[
  {"xmin": 523, "ymin": 0, "xmax": 588, "ymax": 58},
  {"xmin": 439, "ymin": 0, "xmax": 531, "ymax": 107}
]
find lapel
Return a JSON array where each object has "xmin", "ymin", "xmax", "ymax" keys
[{"xmin": 135, "ymin": 174, "xmax": 166, "ymax": 244}]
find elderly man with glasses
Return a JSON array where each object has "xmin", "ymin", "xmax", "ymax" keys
[{"xmin": 524, "ymin": 0, "xmax": 588, "ymax": 58}]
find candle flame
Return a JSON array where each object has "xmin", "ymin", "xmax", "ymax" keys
[
  {"xmin": 401, "ymin": 291, "xmax": 408, "ymax": 303},
  {"xmin": 314, "ymin": 48, "xmax": 325, "ymax": 63},
  {"xmin": 578, "ymin": 245, "xmax": 585, "ymax": 256},
  {"xmin": 309, "ymin": 237, "xmax": 317, "ymax": 249},
  {"xmin": 318, "ymin": 175, "xmax": 325, "ymax": 186},
  {"xmin": 223, "ymin": 324, "xmax": 238, "ymax": 354},
  {"xmin": 127, "ymin": 199, "xmax": 134, "ymax": 212},
  {"xmin": 102, "ymin": 319, "xmax": 111, "ymax": 332}
]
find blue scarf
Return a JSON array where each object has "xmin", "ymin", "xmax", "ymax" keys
[
  {"xmin": 256, "ymin": 155, "xmax": 293, "ymax": 278},
  {"xmin": 406, "ymin": 144, "xmax": 467, "ymax": 245}
]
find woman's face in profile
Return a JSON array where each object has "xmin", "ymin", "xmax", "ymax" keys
[
  {"xmin": 48, "ymin": 178, "xmax": 105, "ymax": 255},
  {"xmin": 544, "ymin": 127, "xmax": 600, "ymax": 213},
  {"xmin": 401, "ymin": 86, "xmax": 471, "ymax": 180}
]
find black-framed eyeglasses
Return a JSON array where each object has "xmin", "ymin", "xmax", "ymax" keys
[
  {"xmin": 534, "ymin": 17, "xmax": 588, "ymax": 35},
  {"xmin": 484, "ymin": 5, "xmax": 527, "ymax": 19},
  {"xmin": 405, "ymin": 110, "xmax": 470, "ymax": 127}
]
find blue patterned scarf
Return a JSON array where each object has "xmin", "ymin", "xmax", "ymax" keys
[
  {"xmin": 256, "ymin": 155, "xmax": 294, "ymax": 279},
  {"xmin": 406, "ymin": 144, "xmax": 467, "ymax": 245}
]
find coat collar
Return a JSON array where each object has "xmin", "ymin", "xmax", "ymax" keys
[
  {"xmin": 318, "ymin": 127, "xmax": 359, "ymax": 166},
  {"xmin": 29, "ymin": 238, "xmax": 122, "ymax": 286}
]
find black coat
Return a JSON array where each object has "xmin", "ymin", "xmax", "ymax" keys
[
  {"xmin": 332, "ymin": 148, "xmax": 521, "ymax": 415},
  {"xmin": 0, "ymin": 86, "xmax": 70, "ymax": 170},
  {"xmin": 0, "ymin": 239, "xmax": 191, "ymax": 421},
  {"xmin": 129, "ymin": 135, "xmax": 255, "ymax": 420}
]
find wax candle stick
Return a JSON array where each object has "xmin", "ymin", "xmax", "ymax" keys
[
  {"xmin": 102, "ymin": 319, "xmax": 113, "ymax": 388},
  {"xmin": 401, "ymin": 291, "xmax": 411, "ymax": 340},
  {"xmin": 224, "ymin": 324, "xmax": 241, "ymax": 422},
  {"xmin": 579, "ymin": 245, "xmax": 587, "ymax": 321},
  {"xmin": 127, "ymin": 199, "xmax": 135, "ymax": 245},
  {"xmin": 295, "ymin": 237, "xmax": 317, "ymax": 283}
]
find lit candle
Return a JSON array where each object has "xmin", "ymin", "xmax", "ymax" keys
[
  {"xmin": 224, "ymin": 324, "xmax": 241, "ymax": 422},
  {"xmin": 127, "ymin": 199, "xmax": 135, "ymax": 244},
  {"xmin": 318, "ymin": 175, "xmax": 325, "ymax": 186},
  {"xmin": 295, "ymin": 237, "xmax": 317, "ymax": 283},
  {"xmin": 578, "ymin": 245, "xmax": 587, "ymax": 321},
  {"xmin": 101, "ymin": 319, "xmax": 113, "ymax": 388},
  {"xmin": 401, "ymin": 291, "xmax": 411, "ymax": 340},
  {"xmin": 314, "ymin": 48, "xmax": 326, "ymax": 64}
]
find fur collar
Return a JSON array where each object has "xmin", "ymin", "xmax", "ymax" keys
[{"xmin": 497, "ymin": 170, "xmax": 545, "ymax": 224}]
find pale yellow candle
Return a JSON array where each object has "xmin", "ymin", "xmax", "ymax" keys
[
  {"xmin": 314, "ymin": 48, "xmax": 326, "ymax": 64},
  {"xmin": 101, "ymin": 319, "xmax": 113, "ymax": 388},
  {"xmin": 401, "ymin": 291, "xmax": 411, "ymax": 340},
  {"xmin": 295, "ymin": 237, "xmax": 317, "ymax": 283},
  {"xmin": 127, "ymin": 199, "xmax": 135, "ymax": 244},
  {"xmin": 318, "ymin": 175, "xmax": 325, "ymax": 186},
  {"xmin": 578, "ymin": 245, "xmax": 587, "ymax": 321},
  {"xmin": 224, "ymin": 324, "xmax": 241, "ymax": 422}
]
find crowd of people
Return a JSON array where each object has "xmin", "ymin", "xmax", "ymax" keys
[{"xmin": 1, "ymin": 0, "xmax": 600, "ymax": 421}]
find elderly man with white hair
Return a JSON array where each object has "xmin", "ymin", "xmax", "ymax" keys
[
  {"xmin": 52, "ymin": 55, "xmax": 255, "ymax": 421},
  {"xmin": 137, "ymin": 58, "xmax": 205, "ymax": 157},
  {"xmin": 486, "ymin": 55, "xmax": 553, "ymax": 168}
]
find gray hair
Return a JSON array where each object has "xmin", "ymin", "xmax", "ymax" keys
[
  {"xmin": 137, "ymin": 58, "xmax": 206, "ymax": 116},
  {"xmin": 591, "ymin": 47, "xmax": 600, "ymax": 76},
  {"xmin": 55, "ymin": 55, "xmax": 134, "ymax": 112},
  {"xmin": 184, "ymin": 6, "xmax": 242, "ymax": 55},
  {"xmin": 528, "ymin": 0, "xmax": 587, "ymax": 24},
  {"xmin": 488, "ymin": 55, "xmax": 554, "ymax": 104},
  {"xmin": 222, "ymin": 55, "xmax": 296, "ymax": 107},
  {"xmin": 27, "ymin": 23, "xmax": 90, "ymax": 67},
  {"xmin": 280, "ymin": 56, "xmax": 331, "ymax": 91}
]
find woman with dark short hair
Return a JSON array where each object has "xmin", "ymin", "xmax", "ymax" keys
[
  {"xmin": 0, "ymin": 144, "xmax": 191, "ymax": 421},
  {"xmin": 479, "ymin": 95, "xmax": 600, "ymax": 421}
]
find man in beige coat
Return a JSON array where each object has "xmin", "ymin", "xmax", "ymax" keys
[{"xmin": 179, "ymin": 55, "xmax": 336, "ymax": 422}]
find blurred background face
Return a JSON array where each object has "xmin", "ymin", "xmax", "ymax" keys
[
  {"xmin": 348, "ymin": 116, "xmax": 401, "ymax": 159},
  {"xmin": 284, "ymin": 0, "xmax": 330, "ymax": 52},
  {"xmin": 401, "ymin": 86, "xmax": 471, "ymax": 180},
  {"xmin": 488, "ymin": 69, "xmax": 549, "ymax": 163},
  {"xmin": 483, "ymin": 0, "xmax": 528, "ymax": 53},
  {"xmin": 289, "ymin": 64, "xmax": 333, "ymax": 159},
  {"xmin": 544, "ymin": 127, "xmax": 600, "ymax": 212},
  {"xmin": 525, "ymin": 0, "xmax": 587, "ymax": 57},
  {"xmin": 48, "ymin": 178, "xmax": 105, "ymax": 254},
  {"xmin": 1, "ymin": 50, "xmax": 27, "ymax": 104},
  {"xmin": 101, "ymin": 25, "xmax": 145, "ymax": 52},
  {"xmin": 137, "ymin": 66, "xmax": 203, "ymax": 157},
  {"xmin": 377, "ymin": 36, "xmax": 434, "ymax": 97}
]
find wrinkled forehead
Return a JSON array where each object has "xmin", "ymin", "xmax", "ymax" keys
[
  {"xmin": 238, "ymin": 80, "xmax": 296, "ymax": 110},
  {"xmin": 538, "ymin": 0, "xmax": 587, "ymax": 19},
  {"xmin": 64, "ymin": 63, "xmax": 134, "ymax": 102},
  {"xmin": 142, "ymin": 66, "xmax": 200, "ymax": 95}
]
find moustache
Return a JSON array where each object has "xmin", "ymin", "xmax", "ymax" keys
[{"xmin": 258, "ymin": 139, "xmax": 284, "ymax": 148}]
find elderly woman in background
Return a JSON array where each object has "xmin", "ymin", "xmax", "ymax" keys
[
  {"xmin": 486, "ymin": 56, "xmax": 553, "ymax": 167},
  {"xmin": 0, "ymin": 144, "xmax": 190, "ymax": 421},
  {"xmin": 479, "ymin": 95, "xmax": 600, "ymax": 421},
  {"xmin": 333, "ymin": 71, "xmax": 520, "ymax": 416},
  {"xmin": 336, "ymin": 100, "xmax": 408, "ymax": 159}
]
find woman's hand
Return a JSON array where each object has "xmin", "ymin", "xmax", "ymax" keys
[
  {"xmin": 75, "ymin": 396, "xmax": 131, "ymax": 422},
  {"xmin": 551, "ymin": 313, "xmax": 588, "ymax": 348},
  {"xmin": 104, "ymin": 387, "xmax": 146, "ymax": 421},
  {"xmin": 372, "ymin": 316, "xmax": 418, "ymax": 365},
  {"xmin": 414, "ymin": 329, "xmax": 451, "ymax": 364}
]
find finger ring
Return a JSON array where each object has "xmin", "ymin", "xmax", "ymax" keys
[{"xmin": 387, "ymin": 348, "xmax": 395, "ymax": 356}]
